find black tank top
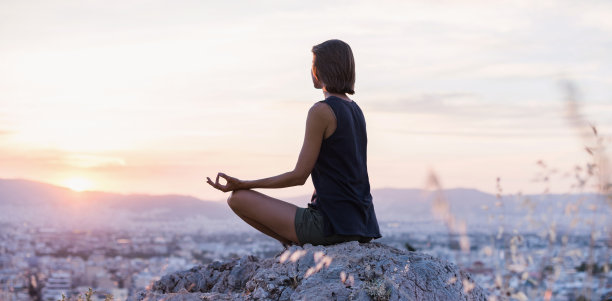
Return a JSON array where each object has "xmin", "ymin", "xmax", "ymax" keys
[{"xmin": 309, "ymin": 96, "xmax": 382, "ymax": 238}]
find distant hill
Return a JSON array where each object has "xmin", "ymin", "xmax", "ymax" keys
[
  {"xmin": 368, "ymin": 187, "xmax": 607, "ymax": 234},
  {"xmin": 0, "ymin": 178, "xmax": 231, "ymax": 230},
  {"xmin": 0, "ymin": 178, "xmax": 605, "ymax": 233},
  {"xmin": 0, "ymin": 178, "xmax": 228, "ymax": 216}
]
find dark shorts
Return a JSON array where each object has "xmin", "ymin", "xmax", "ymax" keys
[{"xmin": 294, "ymin": 206, "xmax": 373, "ymax": 246}]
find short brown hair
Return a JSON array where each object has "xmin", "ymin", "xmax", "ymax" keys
[{"xmin": 311, "ymin": 39, "xmax": 355, "ymax": 95}]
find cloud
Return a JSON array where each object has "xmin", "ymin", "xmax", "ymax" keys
[
  {"xmin": 458, "ymin": 63, "xmax": 600, "ymax": 81},
  {"xmin": 366, "ymin": 90, "xmax": 612, "ymax": 141},
  {"xmin": 369, "ymin": 92, "xmax": 563, "ymax": 119},
  {"xmin": 388, "ymin": 129, "xmax": 573, "ymax": 138},
  {"xmin": 61, "ymin": 154, "xmax": 126, "ymax": 168}
]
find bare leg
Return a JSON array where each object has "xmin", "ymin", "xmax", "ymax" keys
[
  {"xmin": 227, "ymin": 189, "xmax": 300, "ymax": 245},
  {"xmin": 232, "ymin": 211, "xmax": 293, "ymax": 245}
]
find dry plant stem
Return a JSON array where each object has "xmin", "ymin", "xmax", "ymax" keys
[
  {"xmin": 488, "ymin": 179, "xmax": 504, "ymax": 296},
  {"xmin": 562, "ymin": 80, "xmax": 611, "ymax": 300},
  {"xmin": 406, "ymin": 81, "xmax": 611, "ymax": 300},
  {"xmin": 426, "ymin": 171, "xmax": 470, "ymax": 256}
]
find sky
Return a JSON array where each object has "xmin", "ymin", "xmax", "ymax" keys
[{"xmin": 1, "ymin": 0, "xmax": 611, "ymax": 201}]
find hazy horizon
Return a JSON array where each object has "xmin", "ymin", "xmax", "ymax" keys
[
  {"xmin": 1, "ymin": 0, "xmax": 611, "ymax": 201},
  {"xmin": 0, "ymin": 176, "xmax": 499, "ymax": 202}
]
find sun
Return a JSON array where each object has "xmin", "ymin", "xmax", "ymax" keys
[{"xmin": 63, "ymin": 177, "xmax": 93, "ymax": 192}]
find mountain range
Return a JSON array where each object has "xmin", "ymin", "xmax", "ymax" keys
[{"xmin": 0, "ymin": 178, "xmax": 606, "ymax": 233}]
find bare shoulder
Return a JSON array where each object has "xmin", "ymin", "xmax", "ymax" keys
[{"xmin": 309, "ymin": 101, "xmax": 335, "ymax": 122}]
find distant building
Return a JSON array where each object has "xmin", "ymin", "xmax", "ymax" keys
[{"xmin": 41, "ymin": 271, "xmax": 71, "ymax": 301}]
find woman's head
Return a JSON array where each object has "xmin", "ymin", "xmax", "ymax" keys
[{"xmin": 311, "ymin": 39, "xmax": 355, "ymax": 95}]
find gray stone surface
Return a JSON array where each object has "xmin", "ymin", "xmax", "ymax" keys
[{"xmin": 134, "ymin": 242, "xmax": 487, "ymax": 301}]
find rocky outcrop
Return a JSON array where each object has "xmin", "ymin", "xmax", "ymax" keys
[{"xmin": 134, "ymin": 241, "xmax": 487, "ymax": 301}]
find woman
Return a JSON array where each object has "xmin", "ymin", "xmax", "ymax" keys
[{"xmin": 206, "ymin": 39, "xmax": 381, "ymax": 246}]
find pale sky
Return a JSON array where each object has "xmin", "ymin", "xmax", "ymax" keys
[{"xmin": 1, "ymin": 0, "xmax": 611, "ymax": 201}]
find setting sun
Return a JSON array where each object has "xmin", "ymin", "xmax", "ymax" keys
[{"xmin": 63, "ymin": 177, "xmax": 93, "ymax": 192}]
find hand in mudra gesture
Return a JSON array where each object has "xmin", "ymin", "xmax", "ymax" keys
[{"xmin": 206, "ymin": 172, "xmax": 243, "ymax": 192}]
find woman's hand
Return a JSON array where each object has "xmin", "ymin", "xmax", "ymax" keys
[{"xmin": 206, "ymin": 172, "xmax": 244, "ymax": 192}]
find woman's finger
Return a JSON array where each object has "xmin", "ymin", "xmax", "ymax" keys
[
  {"xmin": 219, "ymin": 173, "xmax": 238, "ymax": 184},
  {"xmin": 205, "ymin": 176, "xmax": 226, "ymax": 192},
  {"xmin": 207, "ymin": 178, "xmax": 219, "ymax": 189},
  {"xmin": 206, "ymin": 178, "xmax": 219, "ymax": 189},
  {"xmin": 218, "ymin": 172, "xmax": 238, "ymax": 187},
  {"xmin": 218, "ymin": 172, "xmax": 230, "ymax": 182},
  {"xmin": 205, "ymin": 173, "xmax": 236, "ymax": 192}
]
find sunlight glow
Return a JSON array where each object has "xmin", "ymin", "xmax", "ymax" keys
[{"xmin": 63, "ymin": 178, "xmax": 93, "ymax": 192}]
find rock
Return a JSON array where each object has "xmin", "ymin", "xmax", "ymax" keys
[{"xmin": 134, "ymin": 241, "xmax": 487, "ymax": 301}]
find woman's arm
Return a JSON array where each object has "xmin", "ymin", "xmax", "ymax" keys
[{"xmin": 207, "ymin": 102, "xmax": 334, "ymax": 192}]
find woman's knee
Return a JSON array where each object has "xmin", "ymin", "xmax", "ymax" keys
[{"xmin": 227, "ymin": 189, "xmax": 249, "ymax": 209}]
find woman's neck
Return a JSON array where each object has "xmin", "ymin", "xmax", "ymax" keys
[{"xmin": 323, "ymin": 90, "xmax": 352, "ymax": 102}]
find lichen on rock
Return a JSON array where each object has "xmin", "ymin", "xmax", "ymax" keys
[{"xmin": 133, "ymin": 241, "xmax": 486, "ymax": 301}]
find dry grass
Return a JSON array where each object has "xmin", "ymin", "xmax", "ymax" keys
[{"xmin": 426, "ymin": 81, "xmax": 611, "ymax": 300}]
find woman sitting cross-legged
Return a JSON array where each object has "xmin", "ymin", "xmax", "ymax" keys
[{"xmin": 206, "ymin": 39, "xmax": 381, "ymax": 247}]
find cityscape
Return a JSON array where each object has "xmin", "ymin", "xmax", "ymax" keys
[{"xmin": 1, "ymin": 216, "xmax": 611, "ymax": 300}]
